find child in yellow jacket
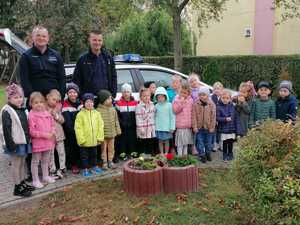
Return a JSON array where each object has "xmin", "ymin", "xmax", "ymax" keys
[{"xmin": 75, "ymin": 93, "xmax": 104, "ymax": 177}]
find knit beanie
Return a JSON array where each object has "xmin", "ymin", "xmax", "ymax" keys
[
  {"xmin": 198, "ymin": 86, "xmax": 210, "ymax": 96},
  {"xmin": 82, "ymin": 93, "xmax": 94, "ymax": 104},
  {"xmin": 278, "ymin": 80, "xmax": 292, "ymax": 92},
  {"xmin": 121, "ymin": 83, "xmax": 132, "ymax": 93},
  {"xmin": 66, "ymin": 82, "xmax": 80, "ymax": 94},
  {"xmin": 257, "ymin": 81, "xmax": 271, "ymax": 90},
  {"xmin": 6, "ymin": 83, "xmax": 24, "ymax": 99},
  {"xmin": 97, "ymin": 90, "xmax": 112, "ymax": 104}
]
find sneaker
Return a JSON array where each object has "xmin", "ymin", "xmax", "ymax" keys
[
  {"xmin": 14, "ymin": 184, "xmax": 32, "ymax": 197},
  {"xmin": 206, "ymin": 153, "xmax": 212, "ymax": 161},
  {"xmin": 25, "ymin": 175, "xmax": 32, "ymax": 183},
  {"xmin": 49, "ymin": 171, "xmax": 60, "ymax": 180},
  {"xmin": 32, "ymin": 181, "xmax": 44, "ymax": 189},
  {"xmin": 91, "ymin": 166, "xmax": 103, "ymax": 174},
  {"xmin": 20, "ymin": 180, "xmax": 35, "ymax": 192},
  {"xmin": 71, "ymin": 165, "xmax": 80, "ymax": 174},
  {"xmin": 43, "ymin": 176, "xmax": 56, "ymax": 184},
  {"xmin": 82, "ymin": 169, "xmax": 92, "ymax": 177},
  {"xmin": 56, "ymin": 169, "xmax": 64, "ymax": 179},
  {"xmin": 108, "ymin": 161, "xmax": 117, "ymax": 169},
  {"xmin": 102, "ymin": 162, "xmax": 108, "ymax": 170},
  {"xmin": 200, "ymin": 156, "xmax": 207, "ymax": 163}
]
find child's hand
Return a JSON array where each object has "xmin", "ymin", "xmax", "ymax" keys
[
  {"xmin": 226, "ymin": 117, "xmax": 232, "ymax": 122},
  {"xmin": 237, "ymin": 96, "xmax": 245, "ymax": 103},
  {"xmin": 46, "ymin": 132, "xmax": 55, "ymax": 140},
  {"xmin": 193, "ymin": 128, "xmax": 198, "ymax": 133}
]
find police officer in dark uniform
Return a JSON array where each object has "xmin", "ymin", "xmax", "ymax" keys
[
  {"xmin": 73, "ymin": 30, "xmax": 117, "ymax": 99},
  {"xmin": 19, "ymin": 25, "xmax": 66, "ymax": 99},
  {"xmin": 18, "ymin": 25, "xmax": 65, "ymax": 182}
]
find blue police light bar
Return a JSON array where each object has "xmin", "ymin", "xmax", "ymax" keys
[{"xmin": 114, "ymin": 54, "xmax": 143, "ymax": 63}]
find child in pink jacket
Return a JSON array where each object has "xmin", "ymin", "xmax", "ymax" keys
[
  {"xmin": 172, "ymin": 83, "xmax": 193, "ymax": 156},
  {"xmin": 28, "ymin": 92, "xmax": 56, "ymax": 189}
]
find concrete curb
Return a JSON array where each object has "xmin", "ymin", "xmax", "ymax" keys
[{"xmin": 0, "ymin": 170, "xmax": 122, "ymax": 209}]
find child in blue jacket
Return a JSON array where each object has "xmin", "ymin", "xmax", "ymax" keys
[
  {"xmin": 217, "ymin": 90, "xmax": 241, "ymax": 162},
  {"xmin": 276, "ymin": 80, "xmax": 298, "ymax": 124}
]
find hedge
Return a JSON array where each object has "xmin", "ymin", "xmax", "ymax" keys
[{"xmin": 144, "ymin": 55, "xmax": 300, "ymax": 97}]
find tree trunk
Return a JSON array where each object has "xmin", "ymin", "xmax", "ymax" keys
[
  {"xmin": 172, "ymin": 8, "xmax": 183, "ymax": 71},
  {"xmin": 64, "ymin": 44, "xmax": 70, "ymax": 63}
]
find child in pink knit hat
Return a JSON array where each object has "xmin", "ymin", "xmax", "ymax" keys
[{"xmin": 0, "ymin": 84, "xmax": 33, "ymax": 197}]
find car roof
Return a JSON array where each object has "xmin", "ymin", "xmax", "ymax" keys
[{"xmin": 64, "ymin": 62, "xmax": 212, "ymax": 89}]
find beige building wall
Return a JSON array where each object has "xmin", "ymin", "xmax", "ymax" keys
[
  {"xmin": 273, "ymin": 9, "xmax": 300, "ymax": 55},
  {"xmin": 188, "ymin": 0, "xmax": 300, "ymax": 55},
  {"xmin": 189, "ymin": 0, "xmax": 255, "ymax": 56}
]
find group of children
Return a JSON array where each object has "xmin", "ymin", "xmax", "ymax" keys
[{"xmin": 1, "ymin": 73, "xmax": 297, "ymax": 197}]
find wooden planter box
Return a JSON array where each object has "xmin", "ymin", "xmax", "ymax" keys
[
  {"xmin": 163, "ymin": 165, "xmax": 198, "ymax": 194},
  {"xmin": 123, "ymin": 160, "xmax": 163, "ymax": 197}
]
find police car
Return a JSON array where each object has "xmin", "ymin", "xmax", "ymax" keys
[{"xmin": 65, "ymin": 54, "xmax": 213, "ymax": 100}]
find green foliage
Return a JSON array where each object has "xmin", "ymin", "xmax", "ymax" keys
[
  {"xmin": 105, "ymin": 9, "xmax": 192, "ymax": 56},
  {"xmin": 167, "ymin": 155, "xmax": 198, "ymax": 167},
  {"xmin": 233, "ymin": 120, "xmax": 300, "ymax": 224},
  {"xmin": 144, "ymin": 55, "xmax": 300, "ymax": 97},
  {"xmin": 129, "ymin": 157, "xmax": 158, "ymax": 170}
]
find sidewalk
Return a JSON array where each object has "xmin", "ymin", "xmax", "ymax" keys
[{"xmin": 0, "ymin": 149, "xmax": 230, "ymax": 208}]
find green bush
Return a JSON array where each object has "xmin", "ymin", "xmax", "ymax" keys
[
  {"xmin": 144, "ymin": 55, "xmax": 300, "ymax": 97},
  {"xmin": 233, "ymin": 120, "xmax": 300, "ymax": 225}
]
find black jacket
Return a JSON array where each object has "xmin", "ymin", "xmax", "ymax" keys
[
  {"xmin": 2, "ymin": 104, "xmax": 30, "ymax": 152},
  {"xmin": 276, "ymin": 95, "xmax": 298, "ymax": 122},
  {"xmin": 19, "ymin": 45, "xmax": 66, "ymax": 98},
  {"xmin": 73, "ymin": 48, "xmax": 117, "ymax": 98}
]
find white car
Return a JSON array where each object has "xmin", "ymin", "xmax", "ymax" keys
[{"xmin": 65, "ymin": 54, "xmax": 213, "ymax": 100}]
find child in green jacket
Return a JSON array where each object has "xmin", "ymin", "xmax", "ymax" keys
[
  {"xmin": 249, "ymin": 81, "xmax": 276, "ymax": 127},
  {"xmin": 75, "ymin": 93, "xmax": 104, "ymax": 177},
  {"xmin": 97, "ymin": 90, "xmax": 121, "ymax": 169}
]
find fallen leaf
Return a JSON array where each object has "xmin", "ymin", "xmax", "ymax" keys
[
  {"xmin": 172, "ymin": 207, "xmax": 180, "ymax": 212},
  {"xmin": 133, "ymin": 216, "xmax": 140, "ymax": 224},
  {"xmin": 38, "ymin": 219, "xmax": 53, "ymax": 225},
  {"xmin": 148, "ymin": 216, "xmax": 156, "ymax": 224},
  {"xmin": 124, "ymin": 216, "xmax": 129, "ymax": 222},
  {"xmin": 218, "ymin": 198, "xmax": 225, "ymax": 205},
  {"xmin": 200, "ymin": 183, "xmax": 208, "ymax": 188},
  {"xmin": 205, "ymin": 194, "xmax": 211, "ymax": 199},
  {"xmin": 201, "ymin": 207, "xmax": 210, "ymax": 213},
  {"xmin": 58, "ymin": 214, "xmax": 84, "ymax": 222},
  {"xmin": 249, "ymin": 217, "xmax": 256, "ymax": 224},
  {"xmin": 63, "ymin": 186, "xmax": 72, "ymax": 192},
  {"xmin": 176, "ymin": 193, "xmax": 188, "ymax": 203},
  {"xmin": 131, "ymin": 199, "xmax": 149, "ymax": 208},
  {"xmin": 50, "ymin": 202, "xmax": 56, "ymax": 208}
]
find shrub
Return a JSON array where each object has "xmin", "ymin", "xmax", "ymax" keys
[
  {"xmin": 234, "ymin": 120, "xmax": 300, "ymax": 225},
  {"xmin": 144, "ymin": 55, "xmax": 300, "ymax": 97}
]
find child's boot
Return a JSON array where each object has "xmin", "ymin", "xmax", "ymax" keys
[
  {"xmin": 91, "ymin": 166, "xmax": 103, "ymax": 174},
  {"xmin": 14, "ymin": 184, "xmax": 32, "ymax": 197},
  {"xmin": 200, "ymin": 155, "xmax": 207, "ymax": 163},
  {"xmin": 82, "ymin": 169, "xmax": 92, "ymax": 177}
]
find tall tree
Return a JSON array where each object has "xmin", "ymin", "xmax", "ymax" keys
[
  {"xmin": 150, "ymin": 0, "xmax": 227, "ymax": 71},
  {"xmin": 105, "ymin": 9, "xmax": 191, "ymax": 56}
]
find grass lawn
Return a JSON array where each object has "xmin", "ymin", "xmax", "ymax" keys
[
  {"xmin": 0, "ymin": 168, "xmax": 254, "ymax": 225},
  {"xmin": 0, "ymin": 83, "xmax": 6, "ymax": 108}
]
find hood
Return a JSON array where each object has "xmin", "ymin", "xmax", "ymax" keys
[{"xmin": 154, "ymin": 87, "xmax": 169, "ymax": 102}]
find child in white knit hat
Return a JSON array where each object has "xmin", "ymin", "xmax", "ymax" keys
[{"xmin": 115, "ymin": 83, "xmax": 138, "ymax": 160}]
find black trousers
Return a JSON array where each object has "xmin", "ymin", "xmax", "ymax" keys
[
  {"xmin": 223, "ymin": 138, "xmax": 234, "ymax": 160},
  {"xmin": 80, "ymin": 147, "xmax": 97, "ymax": 169},
  {"xmin": 116, "ymin": 127, "xmax": 137, "ymax": 156},
  {"xmin": 138, "ymin": 138, "xmax": 157, "ymax": 155},
  {"xmin": 65, "ymin": 134, "xmax": 81, "ymax": 169}
]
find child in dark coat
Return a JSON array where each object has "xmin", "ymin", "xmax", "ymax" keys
[
  {"xmin": 115, "ymin": 83, "xmax": 138, "ymax": 159},
  {"xmin": 276, "ymin": 80, "xmax": 298, "ymax": 124},
  {"xmin": 62, "ymin": 83, "xmax": 82, "ymax": 174},
  {"xmin": 217, "ymin": 90, "xmax": 241, "ymax": 162}
]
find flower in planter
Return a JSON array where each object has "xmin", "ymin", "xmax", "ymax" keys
[{"xmin": 165, "ymin": 153, "xmax": 175, "ymax": 160}]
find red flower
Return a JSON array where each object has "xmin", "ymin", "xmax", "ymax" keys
[{"xmin": 165, "ymin": 153, "xmax": 174, "ymax": 160}]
